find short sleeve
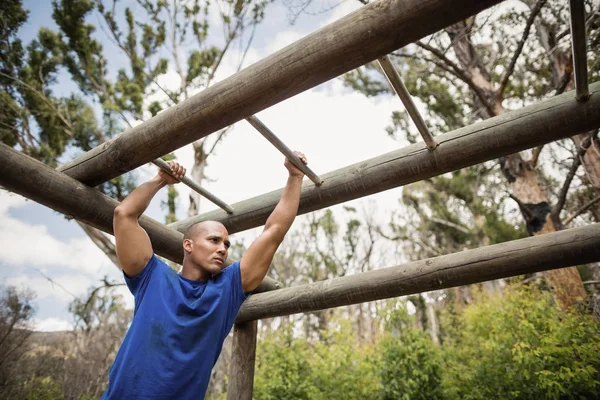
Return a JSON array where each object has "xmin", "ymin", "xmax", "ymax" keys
[
  {"xmin": 124, "ymin": 254, "xmax": 161, "ymax": 300},
  {"xmin": 222, "ymin": 261, "xmax": 250, "ymax": 319}
]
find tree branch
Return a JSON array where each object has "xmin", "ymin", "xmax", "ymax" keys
[
  {"xmin": 551, "ymin": 157, "xmax": 582, "ymax": 222},
  {"xmin": 531, "ymin": 145, "xmax": 544, "ymax": 167},
  {"xmin": 430, "ymin": 217, "xmax": 471, "ymax": 235},
  {"xmin": 563, "ymin": 195, "xmax": 600, "ymax": 226},
  {"xmin": 414, "ymin": 41, "xmax": 495, "ymax": 116},
  {"xmin": 498, "ymin": 0, "xmax": 546, "ymax": 97},
  {"xmin": 507, "ymin": 193, "xmax": 535, "ymax": 220}
]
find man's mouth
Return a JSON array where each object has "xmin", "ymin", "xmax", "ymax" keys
[{"xmin": 213, "ymin": 258, "xmax": 224, "ymax": 264}]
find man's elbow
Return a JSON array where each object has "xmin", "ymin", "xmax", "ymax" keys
[{"xmin": 114, "ymin": 205, "xmax": 136, "ymax": 221}]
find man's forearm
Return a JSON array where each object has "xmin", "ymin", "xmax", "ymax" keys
[
  {"xmin": 116, "ymin": 176, "xmax": 167, "ymax": 218},
  {"xmin": 264, "ymin": 175, "xmax": 303, "ymax": 241}
]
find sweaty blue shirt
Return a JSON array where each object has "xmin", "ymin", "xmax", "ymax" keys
[{"xmin": 101, "ymin": 255, "xmax": 249, "ymax": 399}]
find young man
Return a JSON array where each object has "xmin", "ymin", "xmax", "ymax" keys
[{"xmin": 101, "ymin": 152, "xmax": 308, "ymax": 399}]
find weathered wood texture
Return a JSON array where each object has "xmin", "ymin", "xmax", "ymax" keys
[
  {"xmin": 227, "ymin": 321, "xmax": 258, "ymax": 400},
  {"xmin": 0, "ymin": 143, "xmax": 280, "ymax": 294},
  {"xmin": 172, "ymin": 81, "xmax": 600, "ymax": 234},
  {"xmin": 57, "ymin": 0, "xmax": 502, "ymax": 186},
  {"xmin": 0, "ymin": 143, "xmax": 184, "ymax": 264},
  {"xmin": 236, "ymin": 223, "xmax": 600, "ymax": 322},
  {"xmin": 569, "ymin": 0, "xmax": 590, "ymax": 101},
  {"xmin": 378, "ymin": 55, "xmax": 437, "ymax": 149}
]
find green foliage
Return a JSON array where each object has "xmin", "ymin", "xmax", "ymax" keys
[
  {"xmin": 442, "ymin": 286, "xmax": 600, "ymax": 399},
  {"xmin": 254, "ymin": 327, "xmax": 315, "ymax": 400},
  {"xmin": 378, "ymin": 307, "xmax": 444, "ymax": 400},
  {"xmin": 24, "ymin": 377, "xmax": 63, "ymax": 400},
  {"xmin": 253, "ymin": 286, "xmax": 600, "ymax": 400},
  {"xmin": 254, "ymin": 321, "xmax": 379, "ymax": 400}
]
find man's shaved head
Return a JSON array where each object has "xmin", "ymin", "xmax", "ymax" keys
[{"xmin": 184, "ymin": 220, "xmax": 228, "ymax": 241}]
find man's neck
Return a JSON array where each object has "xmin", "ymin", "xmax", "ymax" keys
[{"xmin": 180, "ymin": 261, "xmax": 210, "ymax": 281}]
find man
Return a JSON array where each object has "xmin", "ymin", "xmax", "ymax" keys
[{"xmin": 101, "ymin": 152, "xmax": 308, "ymax": 399}]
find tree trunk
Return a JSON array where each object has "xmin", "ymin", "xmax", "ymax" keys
[
  {"xmin": 446, "ymin": 18, "xmax": 586, "ymax": 309},
  {"xmin": 188, "ymin": 140, "xmax": 208, "ymax": 218},
  {"xmin": 524, "ymin": 0, "xmax": 600, "ymax": 222}
]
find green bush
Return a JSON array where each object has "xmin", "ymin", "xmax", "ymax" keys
[
  {"xmin": 24, "ymin": 377, "xmax": 63, "ymax": 400},
  {"xmin": 252, "ymin": 286, "xmax": 600, "ymax": 400},
  {"xmin": 442, "ymin": 286, "xmax": 600, "ymax": 399},
  {"xmin": 378, "ymin": 306, "xmax": 444, "ymax": 400},
  {"xmin": 254, "ymin": 320, "xmax": 379, "ymax": 400}
]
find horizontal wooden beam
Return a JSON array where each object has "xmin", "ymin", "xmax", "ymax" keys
[
  {"xmin": 57, "ymin": 0, "xmax": 502, "ymax": 186},
  {"xmin": 171, "ymin": 81, "xmax": 600, "ymax": 234},
  {"xmin": 236, "ymin": 223, "xmax": 600, "ymax": 322},
  {"xmin": 0, "ymin": 144, "xmax": 279, "ymax": 293},
  {"xmin": 0, "ymin": 143, "xmax": 184, "ymax": 264}
]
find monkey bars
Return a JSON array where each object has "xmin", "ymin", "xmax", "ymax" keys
[{"xmin": 1, "ymin": 0, "xmax": 598, "ymax": 399}]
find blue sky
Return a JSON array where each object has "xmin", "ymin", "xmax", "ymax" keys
[{"xmin": 1, "ymin": 0, "xmax": 409, "ymax": 331}]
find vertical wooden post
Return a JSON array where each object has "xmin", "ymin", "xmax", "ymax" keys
[{"xmin": 227, "ymin": 320, "xmax": 258, "ymax": 400}]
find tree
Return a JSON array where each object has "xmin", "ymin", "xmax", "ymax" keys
[
  {"xmin": 345, "ymin": 0, "xmax": 600, "ymax": 308},
  {"xmin": 0, "ymin": 284, "xmax": 36, "ymax": 397},
  {"xmin": 52, "ymin": 0, "xmax": 270, "ymax": 218},
  {"xmin": 2, "ymin": 0, "xmax": 272, "ymax": 273}
]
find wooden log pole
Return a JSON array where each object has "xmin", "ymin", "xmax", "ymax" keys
[
  {"xmin": 569, "ymin": 0, "xmax": 590, "ymax": 101},
  {"xmin": 57, "ymin": 0, "xmax": 503, "ymax": 187},
  {"xmin": 227, "ymin": 320, "xmax": 258, "ymax": 400},
  {"xmin": 171, "ymin": 81, "xmax": 600, "ymax": 235},
  {"xmin": 152, "ymin": 158, "xmax": 234, "ymax": 214},
  {"xmin": 0, "ymin": 144, "xmax": 279, "ymax": 293},
  {"xmin": 377, "ymin": 55, "xmax": 437, "ymax": 149},
  {"xmin": 235, "ymin": 223, "xmax": 600, "ymax": 322},
  {"xmin": 246, "ymin": 115, "xmax": 323, "ymax": 186},
  {"xmin": 0, "ymin": 143, "xmax": 184, "ymax": 264}
]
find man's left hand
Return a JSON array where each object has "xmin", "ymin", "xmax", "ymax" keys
[{"xmin": 284, "ymin": 151, "xmax": 307, "ymax": 178}]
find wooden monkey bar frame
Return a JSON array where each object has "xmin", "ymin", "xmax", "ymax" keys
[
  {"xmin": 55, "ymin": 0, "xmax": 502, "ymax": 187},
  {"xmin": 377, "ymin": 55, "xmax": 438, "ymax": 149},
  {"xmin": 170, "ymin": 82, "xmax": 600, "ymax": 235},
  {"xmin": 569, "ymin": 0, "xmax": 590, "ymax": 101},
  {"xmin": 0, "ymin": 0, "xmax": 598, "ymax": 399},
  {"xmin": 151, "ymin": 158, "xmax": 235, "ymax": 214},
  {"xmin": 246, "ymin": 115, "xmax": 323, "ymax": 186}
]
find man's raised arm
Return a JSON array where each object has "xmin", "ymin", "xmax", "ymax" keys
[
  {"xmin": 240, "ymin": 152, "xmax": 307, "ymax": 292},
  {"xmin": 113, "ymin": 162, "xmax": 186, "ymax": 277}
]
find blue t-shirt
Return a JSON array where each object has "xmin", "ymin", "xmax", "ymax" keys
[{"xmin": 101, "ymin": 255, "xmax": 250, "ymax": 399}]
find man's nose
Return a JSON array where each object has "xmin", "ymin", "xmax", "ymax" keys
[{"xmin": 217, "ymin": 245, "xmax": 226, "ymax": 254}]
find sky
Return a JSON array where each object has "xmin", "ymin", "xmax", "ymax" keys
[{"xmin": 0, "ymin": 0, "xmax": 425, "ymax": 331}]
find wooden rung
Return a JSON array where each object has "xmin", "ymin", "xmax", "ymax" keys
[
  {"xmin": 569, "ymin": 0, "xmax": 590, "ymax": 101},
  {"xmin": 56, "ymin": 0, "xmax": 502, "ymax": 187},
  {"xmin": 168, "ymin": 82, "xmax": 600, "ymax": 235},
  {"xmin": 152, "ymin": 158, "xmax": 234, "ymax": 214},
  {"xmin": 236, "ymin": 223, "xmax": 600, "ymax": 322},
  {"xmin": 246, "ymin": 115, "xmax": 324, "ymax": 186},
  {"xmin": 378, "ymin": 55, "xmax": 438, "ymax": 150}
]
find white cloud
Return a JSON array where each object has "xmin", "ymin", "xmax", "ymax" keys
[
  {"xmin": 33, "ymin": 317, "xmax": 73, "ymax": 332},
  {"xmin": 5, "ymin": 274, "xmax": 93, "ymax": 304},
  {"xmin": 0, "ymin": 191, "xmax": 115, "ymax": 275}
]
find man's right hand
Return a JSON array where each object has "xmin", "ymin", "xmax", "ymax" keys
[{"xmin": 158, "ymin": 161, "xmax": 186, "ymax": 185}]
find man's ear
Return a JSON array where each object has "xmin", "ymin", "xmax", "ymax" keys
[{"xmin": 183, "ymin": 238, "xmax": 193, "ymax": 253}]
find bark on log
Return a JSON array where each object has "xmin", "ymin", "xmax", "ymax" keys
[
  {"xmin": 56, "ymin": 0, "xmax": 503, "ymax": 186},
  {"xmin": 235, "ymin": 223, "xmax": 600, "ymax": 322},
  {"xmin": 172, "ymin": 81, "xmax": 600, "ymax": 234},
  {"xmin": 0, "ymin": 143, "xmax": 280, "ymax": 294},
  {"xmin": 0, "ymin": 143, "xmax": 184, "ymax": 264},
  {"xmin": 227, "ymin": 321, "xmax": 258, "ymax": 400}
]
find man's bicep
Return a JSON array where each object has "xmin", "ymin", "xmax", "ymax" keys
[
  {"xmin": 240, "ymin": 229, "xmax": 280, "ymax": 292},
  {"xmin": 114, "ymin": 214, "xmax": 153, "ymax": 278}
]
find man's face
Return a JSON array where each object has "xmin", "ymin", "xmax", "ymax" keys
[{"xmin": 183, "ymin": 222, "xmax": 230, "ymax": 275}]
